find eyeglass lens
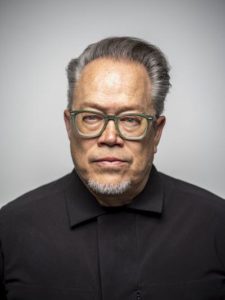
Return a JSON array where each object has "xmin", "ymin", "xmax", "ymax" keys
[{"xmin": 74, "ymin": 112, "xmax": 149, "ymax": 138}]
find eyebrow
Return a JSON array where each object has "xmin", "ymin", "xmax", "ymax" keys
[{"xmin": 76, "ymin": 101, "xmax": 145, "ymax": 114}]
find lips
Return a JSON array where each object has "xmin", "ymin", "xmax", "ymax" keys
[
  {"xmin": 94, "ymin": 157, "xmax": 126, "ymax": 163},
  {"xmin": 92, "ymin": 156, "xmax": 129, "ymax": 167}
]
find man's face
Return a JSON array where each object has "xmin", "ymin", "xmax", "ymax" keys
[{"xmin": 64, "ymin": 58, "xmax": 165, "ymax": 205}]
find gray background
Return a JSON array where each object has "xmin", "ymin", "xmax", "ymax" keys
[{"xmin": 0, "ymin": 0, "xmax": 225, "ymax": 207}]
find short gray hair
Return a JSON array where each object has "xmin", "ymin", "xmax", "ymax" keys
[{"xmin": 67, "ymin": 36, "xmax": 171, "ymax": 115}]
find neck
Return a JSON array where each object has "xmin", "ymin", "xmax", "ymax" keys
[{"xmin": 93, "ymin": 193, "xmax": 134, "ymax": 207}]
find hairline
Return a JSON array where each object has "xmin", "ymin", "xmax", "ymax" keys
[
  {"xmin": 71, "ymin": 56, "xmax": 153, "ymax": 110},
  {"xmin": 66, "ymin": 37, "xmax": 171, "ymax": 115}
]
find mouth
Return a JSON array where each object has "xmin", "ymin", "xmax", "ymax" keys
[{"xmin": 92, "ymin": 157, "xmax": 129, "ymax": 167}]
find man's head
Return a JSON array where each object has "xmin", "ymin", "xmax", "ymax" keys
[{"xmin": 64, "ymin": 37, "xmax": 170, "ymax": 206}]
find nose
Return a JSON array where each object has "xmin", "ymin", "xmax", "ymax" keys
[{"xmin": 97, "ymin": 120, "xmax": 124, "ymax": 147}]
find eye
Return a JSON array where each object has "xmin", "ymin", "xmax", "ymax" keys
[
  {"xmin": 120, "ymin": 116, "xmax": 142, "ymax": 127},
  {"xmin": 82, "ymin": 114, "xmax": 103, "ymax": 124}
]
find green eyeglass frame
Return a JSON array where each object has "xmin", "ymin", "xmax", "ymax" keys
[{"xmin": 69, "ymin": 110, "xmax": 157, "ymax": 141}]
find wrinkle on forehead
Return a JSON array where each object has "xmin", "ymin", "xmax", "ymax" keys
[{"xmin": 74, "ymin": 58, "xmax": 153, "ymax": 112}]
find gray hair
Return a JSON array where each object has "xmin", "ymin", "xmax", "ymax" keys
[{"xmin": 66, "ymin": 36, "xmax": 171, "ymax": 115}]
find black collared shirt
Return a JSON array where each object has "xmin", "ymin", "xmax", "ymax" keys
[{"xmin": 0, "ymin": 166, "xmax": 225, "ymax": 299}]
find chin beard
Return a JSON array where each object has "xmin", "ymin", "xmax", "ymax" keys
[{"xmin": 87, "ymin": 179, "xmax": 131, "ymax": 196}]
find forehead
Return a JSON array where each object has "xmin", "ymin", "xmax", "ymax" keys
[{"xmin": 73, "ymin": 58, "xmax": 153, "ymax": 112}]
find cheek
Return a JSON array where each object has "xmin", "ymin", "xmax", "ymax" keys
[
  {"xmin": 129, "ymin": 140, "xmax": 154, "ymax": 172},
  {"xmin": 70, "ymin": 137, "xmax": 95, "ymax": 165}
]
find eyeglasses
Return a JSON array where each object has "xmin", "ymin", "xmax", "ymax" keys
[{"xmin": 70, "ymin": 110, "xmax": 157, "ymax": 141}]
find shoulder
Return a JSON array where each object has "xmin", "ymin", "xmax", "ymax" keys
[
  {"xmin": 158, "ymin": 170, "xmax": 225, "ymax": 270},
  {"xmin": 158, "ymin": 171, "xmax": 225, "ymax": 213},
  {"xmin": 0, "ymin": 171, "xmax": 74, "ymax": 221}
]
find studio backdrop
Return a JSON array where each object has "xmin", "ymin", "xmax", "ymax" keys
[{"xmin": 0, "ymin": 0, "xmax": 224, "ymax": 207}]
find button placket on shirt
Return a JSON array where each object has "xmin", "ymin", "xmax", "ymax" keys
[{"xmin": 97, "ymin": 211, "xmax": 140, "ymax": 300}]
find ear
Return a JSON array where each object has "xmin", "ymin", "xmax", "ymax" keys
[
  {"xmin": 64, "ymin": 109, "xmax": 72, "ymax": 140},
  {"xmin": 153, "ymin": 116, "xmax": 166, "ymax": 154}
]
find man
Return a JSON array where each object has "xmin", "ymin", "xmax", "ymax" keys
[{"xmin": 0, "ymin": 37, "xmax": 225, "ymax": 299}]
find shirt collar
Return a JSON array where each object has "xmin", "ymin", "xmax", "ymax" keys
[{"xmin": 65, "ymin": 165, "xmax": 164, "ymax": 228}]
